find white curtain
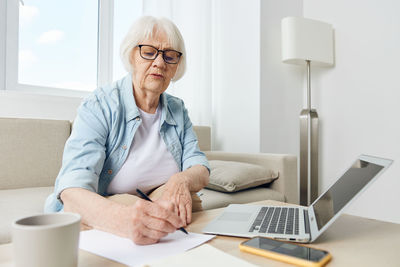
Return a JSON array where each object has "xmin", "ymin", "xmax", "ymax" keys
[{"xmin": 142, "ymin": 0, "xmax": 212, "ymax": 127}]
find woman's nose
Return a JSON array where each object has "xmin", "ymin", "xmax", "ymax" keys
[{"xmin": 153, "ymin": 53, "xmax": 166, "ymax": 67}]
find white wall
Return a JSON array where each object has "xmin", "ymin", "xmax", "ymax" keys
[
  {"xmin": 258, "ymin": 0, "xmax": 400, "ymax": 224},
  {"xmin": 260, "ymin": 0, "xmax": 303, "ymax": 155},
  {"xmin": 211, "ymin": 0, "xmax": 260, "ymax": 152},
  {"xmin": 302, "ymin": 0, "xmax": 400, "ymax": 223},
  {"xmin": 211, "ymin": 0, "xmax": 303, "ymax": 154}
]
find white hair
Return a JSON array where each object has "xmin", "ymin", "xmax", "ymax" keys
[{"xmin": 120, "ymin": 16, "xmax": 186, "ymax": 81}]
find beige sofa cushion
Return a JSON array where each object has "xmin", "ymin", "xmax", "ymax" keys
[
  {"xmin": 206, "ymin": 160, "xmax": 278, "ymax": 192},
  {"xmin": 0, "ymin": 118, "xmax": 70, "ymax": 189}
]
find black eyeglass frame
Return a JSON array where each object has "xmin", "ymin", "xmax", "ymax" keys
[{"xmin": 136, "ymin": 44, "xmax": 182, "ymax": 64}]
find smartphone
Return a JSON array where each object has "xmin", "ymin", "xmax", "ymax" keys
[{"xmin": 239, "ymin": 237, "xmax": 331, "ymax": 267}]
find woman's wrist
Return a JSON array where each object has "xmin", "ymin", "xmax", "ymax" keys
[{"xmin": 168, "ymin": 173, "xmax": 190, "ymax": 190}]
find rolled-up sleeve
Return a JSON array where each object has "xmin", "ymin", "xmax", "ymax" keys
[
  {"xmin": 181, "ymin": 104, "xmax": 210, "ymax": 173},
  {"xmin": 54, "ymin": 97, "xmax": 108, "ymax": 202}
]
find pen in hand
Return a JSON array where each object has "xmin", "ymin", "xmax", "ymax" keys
[{"xmin": 136, "ymin": 188, "xmax": 188, "ymax": 235}]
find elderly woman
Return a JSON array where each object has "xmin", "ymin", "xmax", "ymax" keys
[{"xmin": 44, "ymin": 16, "xmax": 210, "ymax": 245}]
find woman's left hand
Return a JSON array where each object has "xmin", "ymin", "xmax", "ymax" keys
[{"xmin": 158, "ymin": 174, "xmax": 192, "ymax": 226}]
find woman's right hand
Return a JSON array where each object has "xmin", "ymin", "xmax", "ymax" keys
[{"xmin": 125, "ymin": 199, "xmax": 184, "ymax": 245}]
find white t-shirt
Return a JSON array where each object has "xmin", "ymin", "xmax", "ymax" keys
[{"xmin": 107, "ymin": 105, "xmax": 179, "ymax": 195}]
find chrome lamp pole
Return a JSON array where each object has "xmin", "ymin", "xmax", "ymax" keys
[
  {"xmin": 281, "ymin": 17, "xmax": 334, "ymax": 205},
  {"xmin": 299, "ymin": 60, "xmax": 319, "ymax": 205}
]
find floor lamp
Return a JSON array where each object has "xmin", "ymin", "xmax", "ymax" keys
[{"xmin": 281, "ymin": 17, "xmax": 334, "ymax": 205}]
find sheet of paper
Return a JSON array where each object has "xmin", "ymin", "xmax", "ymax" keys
[
  {"xmin": 144, "ymin": 244, "xmax": 258, "ymax": 267},
  {"xmin": 79, "ymin": 229, "xmax": 215, "ymax": 267}
]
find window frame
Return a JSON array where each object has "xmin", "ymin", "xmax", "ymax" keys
[{"xmin": 3, "ymin": 0, "xmax": 115, "ymax": 97}]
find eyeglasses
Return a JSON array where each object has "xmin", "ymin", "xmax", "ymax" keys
[{"xmin": 137, "ymin": 44, "xmax": 182, "ymax": 64}]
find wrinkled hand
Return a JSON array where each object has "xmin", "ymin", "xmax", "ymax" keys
[
  {"xmin": 125, "ymin": 199, "xmax": 184, "ymax": 245},
  {"xmin": 159, "ymin": 174, "xmax": 192, "ymax": 226}
]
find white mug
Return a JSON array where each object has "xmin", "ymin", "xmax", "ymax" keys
[{"xmin": 12, "ymin": 212, "xmax": 81, "ymax": 267}]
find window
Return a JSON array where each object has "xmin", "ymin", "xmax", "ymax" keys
[
  {"xmin": 4, "ymin": 0, "xmax": 141, "ymax": 96},
  {"xmin": 18, "ymin": 0, "xmax": 98, "ymax": 91}
]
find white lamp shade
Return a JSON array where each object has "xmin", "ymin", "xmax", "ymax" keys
[{"xmin": 281, "ymin": 17, "xmax": 334, "ymax": 67}]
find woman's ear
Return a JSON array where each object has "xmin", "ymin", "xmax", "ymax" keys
[
  {"xmin": 129, "ymin": 48, "xmax": 139, "ymax": 74},
  {"xmin": 129, "ymin": 49, "xmax": 135, "ymax": 66}
]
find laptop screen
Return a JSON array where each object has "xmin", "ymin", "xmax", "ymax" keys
[{"xmin": 312, "ymin": 159, "xmax": 384, "ymax": 230}]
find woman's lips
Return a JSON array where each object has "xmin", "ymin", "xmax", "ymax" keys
[{"xmin": 150, "ymin": 74, "xmax": 164, "ymax": 79}]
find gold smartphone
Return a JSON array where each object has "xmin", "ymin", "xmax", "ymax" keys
[{"xmin": 239, "ymin": 237, "xmax": 331, "ymax": 267}]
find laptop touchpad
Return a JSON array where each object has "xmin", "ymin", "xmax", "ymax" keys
[{"xmin": 218, "ymin": 212, "xmax": 252, "ymax": 222}]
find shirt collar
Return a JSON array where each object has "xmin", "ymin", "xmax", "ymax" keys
[{"xmin": 160, "ymin": 93, "xmax": 177, "ymax": 126}]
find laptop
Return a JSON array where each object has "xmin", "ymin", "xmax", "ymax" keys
[{"xmin": 202, "ymin": 154, "xmax": 393, "ymax": 243}]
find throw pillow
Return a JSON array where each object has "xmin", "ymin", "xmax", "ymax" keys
[{"xmin": 206, "ymin": 160, "xmax": 278, "ymax": 192}]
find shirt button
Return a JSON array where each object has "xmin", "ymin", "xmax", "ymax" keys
[
  {"xmin": 135, "ymin": 117, "xmax": 140, "ymax": 121},
  {"xmin": 122, "ymin": 145, "xmax": 127, "ymax": 150},
  {"xmin": 107, "ymin": 169, "xmax": 113, "ymax": 175}
]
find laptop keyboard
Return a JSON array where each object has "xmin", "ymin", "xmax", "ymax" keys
[{"xmin": 249, "ymin": 207, "xmax": 300, "ymax": 235}]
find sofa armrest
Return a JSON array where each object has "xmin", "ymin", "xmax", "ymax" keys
[{"xmin": 204, "ymin": 151, "xmax": 298, "ymax": 204}]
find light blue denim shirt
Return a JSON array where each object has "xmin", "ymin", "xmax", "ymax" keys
[{"xmin": 44, "ymin": 74, "xmax": 209, "ymax": 212}]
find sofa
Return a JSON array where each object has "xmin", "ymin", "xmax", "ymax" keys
[{"xmin": 0, "ymin": 117, "xmax": 298, "ymax": 244}]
